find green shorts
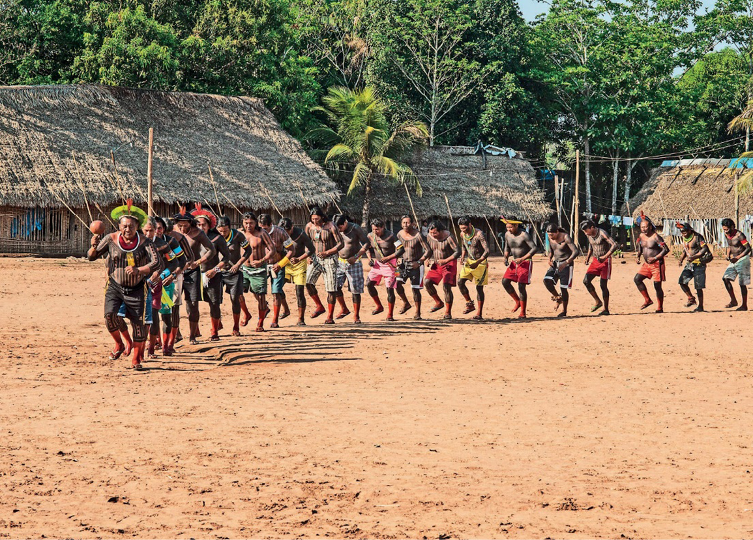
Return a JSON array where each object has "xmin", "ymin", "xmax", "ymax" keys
[{"xmin": 242, "ymin": 266, "xmax": 268, "ymax": 294}]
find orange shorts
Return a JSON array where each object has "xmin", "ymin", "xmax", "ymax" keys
[{"xmin": 637, "ymin": 260, "xmax": 665, "ymax": 282}]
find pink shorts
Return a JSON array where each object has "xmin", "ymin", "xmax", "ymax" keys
[{"xmin": 367, "ymin": 260, "xmax": 397, "ymax": 289}]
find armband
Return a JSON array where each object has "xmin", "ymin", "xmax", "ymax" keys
[{"xmin": 278, "ymin": 255, "xmax": 290, "ymax": 268}]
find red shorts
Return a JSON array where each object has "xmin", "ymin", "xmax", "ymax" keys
[
  {"xmin": 638, "ymin": 260, "xmax": 666, "ymax": 282},
  {"xmin": 586, "ymin": 257, "xmax": 612, "ymax": 280},
  {"xmin": 425, "ymin": 259, "xmax": 458, "ymax": 286},
  {"xmin": 503, "ymin": 260, "xmax": 532, "ymax": 284}
]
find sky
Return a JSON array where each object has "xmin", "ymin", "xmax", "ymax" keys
[{"xmin": 517, "ymin": 0, "xmax": 718, "ymax": 22}]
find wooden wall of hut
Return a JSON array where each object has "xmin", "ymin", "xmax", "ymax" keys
[{"xmin": 0, "ymin": 202, "xmax": 321, "ymax": 256}]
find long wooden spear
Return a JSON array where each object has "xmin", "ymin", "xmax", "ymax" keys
[{"xmin": 207, "ymin": 163, "xmax": 223, "ymax": 215}]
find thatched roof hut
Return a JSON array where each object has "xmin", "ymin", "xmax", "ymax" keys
[
  {"xmin": 0, "ymin": 84, "xmax": 339, "ymax": 254},
  {"xmin": 342, "ymin": 145, "xmax": 550, "ymax": 222},
  {"xmin": 626, "ymin": 162, "xmax": 753, "ymax": 245}
]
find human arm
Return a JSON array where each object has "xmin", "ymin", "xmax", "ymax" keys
[
  {"xmin": 561, "ymin": 235, "xmax": 579, "ymax": 266},
  {"xmin": 469, "ymin": 232, "xmax": 490, "ymax": 268},
  {"xmin": 87, "ymin": 234, "xmax": 111, "ymax": 261},
  {"xmin": 321, "ymin": 223, "xmax": 344, "ymax": 258},
  {"xmin": 514, "ymin": 234, "xmax": 537, "ymax": 264},
  {"xmin": 260, "ymin": 230, "xmax": 275, "ymax": 264},
  {"xmin": 598, "ymin": 231, "xmax": 618, "ymax": 262},
  {"xmin": 584, "ymin": 244, "xmax": 593, "ymax": 265}
]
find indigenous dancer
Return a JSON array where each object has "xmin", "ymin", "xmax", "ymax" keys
[
  {"xmin": 396, "ymin": 215, "xmax": 428, "ymax": 319},
  {"xmin": 87, "ymin": 200, "xmax": 162, "ymax": 370},
  {"xmin": 305, "ymin": 207, "xmax": 344, "ymax": 324},
  {"xmin": 154, "ymin": 216, "xmax": 187, "ymax": 354},
  {"xmin": 334, "ymin": 214, "xmax": 369, "ymax": 323},
  {"xmin": 142, "ymin": 217, "xmax": 187, "ymax": 357},
  {"xmin": 677, "ymin": 222, "xmax": 711, "ymax": 312},
  {"xmin": 721, "ymin": 217, "xmax": 751, "ymax": 310},
  {"xmin": 192, "ymin": 206, "xmax": 232, "ymax": 340},
  {"xmin": 365, "ymin": 218, "xmax": 404, "ymax": 321},
  {"xmin": 216, "ymin": 216, "xmax": 251, "ymax": 335},
  {"xmin": 581, "ymin": 219, "xmax": 617, "ymax": 315},
  {"xmin": 421, "ymin": 220, "xmax": 460, "ymax": 319},
  {"xmin": 259, "ymin": 214, "xmax": 292, "ymax": 328},
  {"xmin": 634, "ymin": 213, "xmax": 669, "ymax": 313},
  {"xmin": 166, "ymin": 217, "xmax": 195, "ymax": 351},
  {"xmin": 173, "ymin": 206, "xmax": 217, "ymax": 344},
  {"xmin": 278, "ymin": 217, "xmax": 316, "ymax": 325},
  {"xmin": 543, "ymin": 223, "xmax": 578, "ymax": 317},
  {"xmin": 501, "ymin": 219, "xmax": 537, "ymax": 318},
  {"xmin": 240, "ymin": 212, "xmax": 275, "ymax": 331},
  {"xmin": 457, "ymin": 217, "xmax": 490, "ymax": 319}
]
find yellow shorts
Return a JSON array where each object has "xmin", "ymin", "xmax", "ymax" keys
[
  {"xmin": 285, "ymin": 259, "xmax": 308, "ymax": 286},
  {"xmin": 459, "ymin": 259, "xmax": 489, "ymax": 285}
]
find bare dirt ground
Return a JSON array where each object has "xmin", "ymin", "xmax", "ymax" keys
[{"xmin": 1, "ymin": 254, "xmax": 752, "ymax": 539}]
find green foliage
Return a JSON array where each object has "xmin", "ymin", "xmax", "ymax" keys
[{"xmin": 309, "ymin": 86, "xmax": 428, "ymax": 224}]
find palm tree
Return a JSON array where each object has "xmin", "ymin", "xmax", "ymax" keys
[
  {"xmin": 309, "ymin": 86, "xmax": 429, "ymax": 226},
  {"xmin": 728, "ymin": 102, "xmax": 753, "ymax": 196}
]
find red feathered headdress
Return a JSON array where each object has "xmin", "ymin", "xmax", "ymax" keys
[{"xmin": 191, "ymin": 202, "xmax": 217, "ymax": 230}]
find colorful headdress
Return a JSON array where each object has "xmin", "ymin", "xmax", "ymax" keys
[
  {"xmin": 173, "ymin": 204, "xmax": 196, "ymax": 224},
  {"xmin": 111, "ymin": 198, "xmax": 148, "ymax": 229},
  {"xmin": 636, "ymin": 211, "xmax": 654, "ymax": 228},
  {"xmin": 500, "ymin": 214, "xmax": 522, "ymax": 225},
  {"xmin": 191, "ymin": 202, "xmax": 217, "ymax": 229}
]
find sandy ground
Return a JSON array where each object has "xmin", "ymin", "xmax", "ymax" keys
[{"xmin": 1, "ymin": 253, "xmax": 752, "ymax": 539}]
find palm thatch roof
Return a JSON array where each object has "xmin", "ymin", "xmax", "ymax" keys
[
  {"xmin": 630, "ymin": 163, "xmax": 753, "ymax": 219},
  {"xmin": 0, "ymin": 84, "xmax": 339, "ymax": 209},
  {"xmin": 341, "ymin": 146, "xmax": 550, "ymax": 221}
]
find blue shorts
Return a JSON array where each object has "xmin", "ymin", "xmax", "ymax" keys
[{"xmin": 268, "ymin": 265, "xmax": 286, "ymax": 295}]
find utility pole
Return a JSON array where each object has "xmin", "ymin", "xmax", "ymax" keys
[{"xmin": 574, "ymin": 150, "xmax": 580, "ymax": 248}]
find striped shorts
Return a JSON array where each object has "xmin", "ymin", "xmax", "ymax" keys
[
  {"xmin": 336, "ymin": 259, "xmax": 365, "ymax": 294},
  {"xmin": 306, "ymin": 255, "xmax": 339, "ymax": 293}
]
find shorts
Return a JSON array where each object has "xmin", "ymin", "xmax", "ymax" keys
[
  {"xmin": 503, "ymin": 260, "xmax": 532, "ymax": 284},
  {"xmin": 367, "ymin": 260, "xmax": 397, "ymax": 289},
  {"xmin": 679, "ymin": 262, "xmax": 706, "ymax": 289},
  {"xmin": 458, "ymin": 259, "xmax": 489, "ymax": 286},
  {"xmin": 337, "ymin": 259, "xmax": 365, "ymax": 294},
  {"xmin": 268, "ymin": 265, "xmax": 287, "ymax": 295},
  {"xmin": 397, "ymin": 262, "xmax": 424, "ymax": 289},
  {"xmin": 286, "ymin": 259, "xmax": 308, "ymax": 286},
  {"xmin": 222, "ymin": 270, "xmax": 244, "ymax": 299},
  {"xmin": 425, "ymin": 259, "xmax": 458, "ymax": 287},
  {"xmin": 637, "ymin": 260, "xmax": 666, "ymax": 282},
  {"xmin": 586, "ymin": 257, "xmax": 612, "ymax": 280},
  {"xmin": 158, "ymin": 281, "xmax": 176, "ymax": 315},
  {"xmin": 202, "ymin": 272, "xmax": 224, "ymax": 305},
  {"xmin": 723, "ymin": 255, "xmax": 751, "ymax": 285},
  {"xmin": 306, "ymin": 255, "xmax": 339, "ymax": 293},
  {"xmin": 173, "ymin": 273, "xmax": 184, "ymax": 307},
  {"xmin": 183, "ymin": 268, "xmax": 202, "ymax": 303},
  {"xmin": 242, "ymin": 266, "xmax": 268, "ymax": 294},
  {"xmin": 107, "ymin": 278, "xmax": 148, "ymax": 324},
  {"xmin": 544, "ymin": 263, "xmax": 574, "ymax": 289}
]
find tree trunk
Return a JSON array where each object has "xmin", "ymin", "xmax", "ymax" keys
[
  {"xmin": 584, "ymin": 137, "xmax": 592, "ymax": 213},
  {"xmin": 361, "ymin": 172, "xmax": 373, "ymax": 228},
  {"xmin": 611, "ymin": 153, "xmax": 619, "ymax": 216},
  {"xmin": 624, "ymin": 156, "xmax": 633, "ymax": 208}
]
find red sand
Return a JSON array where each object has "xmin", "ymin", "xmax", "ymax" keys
[{"xmin": 1, "ymin": 254, "xmax": 752, "ymax": 538}]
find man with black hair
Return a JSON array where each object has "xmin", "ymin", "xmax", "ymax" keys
[
  {"xmin": 677, "ymin": 222, "xmax": 711, "ymax": 312},
  {"xmin": 634, "ymin": 213, "xmax": 669, "ymax": 313},
  {"xmin": 457, "ymin": 217, "xmax": 489, "ymax": 319},
  {"xmin": 259, "ymin": 213, "xmax": 292, "ymax": 328},
  {"xmin": 721, "ymin": 217, "xmax": 751, "ymax": 310},
  {"xmin": 421, "ymin": 220, "xmax": 460, "ymax": 319},
  {"xmin": 396, "ymin": 215, "xmax": 428, "ymax": 319},
  {"xmin": 581, "ymin": 219, "xmax": 617, "ymax": 315},
  {"xmin": 173, "ymin": 206, "xmax": 217, "ymax": 344},
  {"xmin": 334, "ymin": 214, "xmax": 369, "ymax": 323},
  {"xmin": 305, "ymin": 206, "xmax": 344, "ymax": 324},
  {"xmin": 278, "ymin": 217, "xmax": 316, "ymax": 325},
  {"xmin": 192, "ymin": 207, "xmax": 232, "ymax": 341},
  {"xmin": 241, "ymin": 212, "xmax": 275, "ymax": 332},
  {"xmin": 544, "ymin": 223, "xmax": 579, "ymax": 317},
  {"xmin": 154, "ymin": 216, "xmax": 188, "ymax": 355},
  {"xmin": 366, "ymin": 218, "xmax": 404, "ymax": 321},
  {"xmin": 216, "ymin": 216, "xmax": 252, "ymax": 335},
  {"xmin": 502, "ymin": 219, "xmax": 537, "ymax": 318}
]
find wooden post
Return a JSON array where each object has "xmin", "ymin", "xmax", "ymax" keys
[
  {"xmin": 735, "ymin": 171, "xmax": 740, "ymax": 226},
  {"xmin": 554, "ymin": 174, "xmax": 561, "ymax": 225},
  {"xmin": 147, "ymin": 127, "xmax": 154, "ymax": 216},
  {"xmin": 574, "ymin": 150, "xmax": 580, "ymax": 248}
]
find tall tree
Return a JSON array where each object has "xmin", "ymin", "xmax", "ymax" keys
[{"xmin": 310, "ymin": 86, "xmax": 428, "ymax": 226}]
